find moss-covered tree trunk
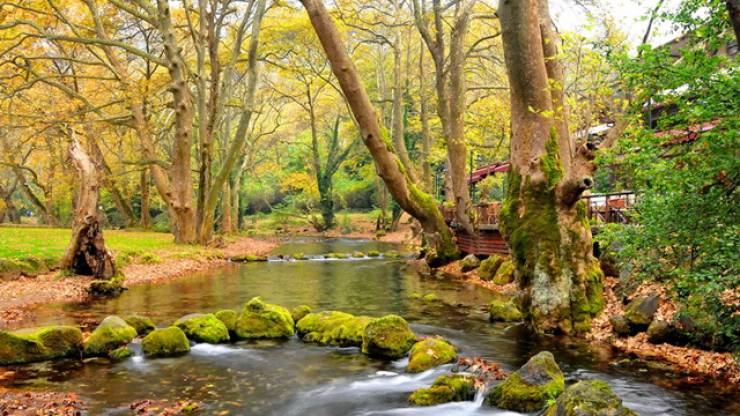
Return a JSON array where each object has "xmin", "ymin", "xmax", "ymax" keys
[
  {"xmin": 300, "ymin": 0, "xmax": 458, "ymax": 264},
  {"xmin": 498, "ymin": 0, "xmax": 603, "ymax": 334}
]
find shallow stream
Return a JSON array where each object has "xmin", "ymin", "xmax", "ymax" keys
[{"xmin": 2, "ymin": 238, "xmax": 738, "ymax": 415}]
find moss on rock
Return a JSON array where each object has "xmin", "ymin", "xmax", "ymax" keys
[
  {"xmin": 361, "ymin": 314, "xmax": 416, "ymax": 359},
  {"xmin": 296, "ymin": 311, "xmax": 371, "ymax": 347},
  {"xmin": 486, "ymin": 351, "xmax": 565, "ymax": 412},
  {"xmin": 352, "ymin": 251, "xmax": 366, "ymax": 258},
  {"xmin": 367, "ymin": 250, "xmax": 381, "ymax": 257},
  {"xmin": 175, "ymin": 313, "xmax": 230, "ymax": 344},
  {"xmin": 84, "ymin": 316, "xmax": 137, "ymax": 357},
  {"xmin": 479, "ymin": 255, "xmax": 505, "ymax": 281},
  {"xmin": 624, "ymin": 294, "xmax": 659, "ymax": 330},
  {"xmin": 124, "ymin": 315, "xmax": 156, "ymax": 336},
  {"xmin": 234, "ymin": 297, "xmax": 294, "ymax": 340},
  {"xmin": 409, "ymin": 374, "xmax": 476, "ymax": 406},
  {"xmin": 489, "ymin": 298, "xmax": 524, "ymax": 322},
  {"xmin": 231, "ymin": 254, "xmax": 267, "ymax": 262},
  {"xmin": 492, "ymin": 260, "xmax": 515, "ymax": 285},
  {"xmin": 215, "ymin": 309, "xmax": 238, "ymax": 333},
  {"xmin": 108, "ymin": 346, "xmax": 133, "ymax": 361},
  {"xmin": 461, "ymin": 254, "xmax": 481, "ymax": 272},
  {"xmin": 141, "ymin": 327, "xmax": 190, "ymax": 357},
  {"xmin": 543, "ymin": 380, "xmax": 637, "ymax": 416},
  {"xmin": 422, "ymin": 293, "xmax": 440, "ymax": 303},
  {"xmin": 0, "ymin": 326, "xmax": 82, "ymax": 365},
  {"xmin": 406, "ymin": 337, "xmax": 457, "ymax": 373},
  {"xmin": 291, "ymin": 305, "xmax": 312, "ymax": 323}
]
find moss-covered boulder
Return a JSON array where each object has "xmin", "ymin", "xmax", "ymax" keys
[
  {"xmin": 0, "ymin": 326, "xmax": 82, "ymax": 365},
  {"xmin": 543, "ymin": 380, "xmax": 637, "ymax": 416},
  {"xmin": 89, "ymin": 276, "xmax": 126, "ymax": 297},
  {"xmin": 84, "ymin": 316, "xmax": 137, "ymax": 357},
  {"xmin": 290, "ymin": 305, "xmax": 312, "ymax": 324},
  {"xmin": 646, "ymin": 320, "xmax": 672, "ymax": 344},
  {"xmin": 478, "ymin": 255, "xmax": 505, "ymax": 280},
  {"xmin": 214, "ymin": 309, "xmax": 238, "ymax": 334},
  {"xmin": 234, "ymin": 297, "xmax": 294, "ymax": 340},
  {"xmin": 486, "ymin": 351, "xmax": 565, "ymax": 412},
  {"xmin": 231, "ymin": 254, "xmax": 267, "ymax": 262},
  {"xmin": 361, "ymin": 314, "xmax": 416, "ymax": 358},
  {"xmin": 123, "ymin": 315, "xmax": 156, "ymax": 336},
  {"xmin": 174, "ymin": 313, "xmax": 230, "ymax": 344},
  {"xmin": 422, "ymin": 293, "xmax": 440, "ymax": 303},
  {"xmin": 296, "ymin": 311, "xmax": 371, "ymax": 347},
  {"xmin": 492, "ymin": 260, "xmax": 515, "ymax": 285},
  {"xmin": 109, "ymin": 346, "xmax": 133, "ymax": 361},
  {"xmin": 461, "ymin": 254, "xmax": 481, "ymax": 272},
  {"xmin": 384, "ymin": 250, "xmax": 400, "ymax": 259},
  {"xmin": 406, "ymin": 337, "xmax": 457, "ymax": 373},
  {"xmin": 367, "ymin": 250, "xmax": 381, "ymax": 257},
  {"xmin": 489, "ymin": 298, "xmax": 523, "ymax": 322},
  {"xmin": 610, "ymin": 315, "xmax": 631, "ymax": 337},
  {"xmin": 292, "ymin": 252, "xmax": 307, "ymax": 260},
  {"xmin": 409, "ymin": 374, "xmax": 476, "ymax": 406},
  {"xmin": 624, "ymin": 294, "xmax": 659, "ymax": 331},
  {"xmin": 141, "ymin": 327, "xmax": 190, "ymax": 357},
  {"xmin": 352, "ymin": 251, "xmax": 366, "ymax": 258}
]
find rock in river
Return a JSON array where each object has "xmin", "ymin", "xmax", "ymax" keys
[
  {"xmin": 141, "ymin": 327, "xmax": 190, "ymax": 357},
  {"xmin": 409, "ymin": 374, "xmax": 476, "ymax": 406},
  {"xmin": 543, "ymin": 380, "xmax": 637, "ymax": 416},
  {"xmin": 175, "ymin": 313, "xmax": 230, "ymax": 344},
  {"xmin": 234, "ymin": 297, "xmax": 294, "ymax": 339},
  {"xmin": 406, "ymin": 337, "xmax": 457, "ymax": 373},
  {"xmin": 123, "ymin": 315, "xmax": 156, "ymax": 336},
  {"xmin": 296, "ymin": 311, "xmax": 370, "ymax": 347},
  {"xmin": 486, "ymin": 351, "xmax": 565, "ymax": 412},
  {"xmin": 0, "ymin": 326, "xmax": 82, "ymax": 365},
  {"xmin": 361, "ymin": 314, "xmax": 416, "ymax": 359},
  {"xmin": 84, "ymin": 316, "xmax": 137, "ymax": 357}
]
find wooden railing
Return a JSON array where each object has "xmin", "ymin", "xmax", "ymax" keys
[{"xmin": 581, "ymin": 191, "xmax": 636, "ymax": 224}]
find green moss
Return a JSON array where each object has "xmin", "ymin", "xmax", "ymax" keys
[
  {"xmin": 406, "ymin": 337, "xmax": 457, "ymax": 373},
  {"xmin": 89, "ymin": 275, "xmax": 126, "ymax": 297},
  {"xmin": 361, "ymin": 314, "xmax": 416, "ymax": 359},
  {"xmin": 234, "ymin": 297, "xmax": 294, "ymax": 340},
  {"xmin": 407, "ymin": 182, "xmax": 459, "ymax": 265},
  {"xmin": 422, "ymin": 293, "xmax": 440, "ymax": 303},
  {"xmin": 352, "ymin": 251, "xmax": 366, "ymax": 258},
  {"xmin": 489, "ymin": 298, "xmax": 524, "ymax": 322},
  {"xmin": 367, "ymin": 250, "xmax": 381, "ymax": 257},
  {"xmin": 486, "ymin": 351, "xmax": 565, "ymax": 412},
  {"xmin": 140, "ymin": 252, "xmax": 161, "ymax": 264},
  {"xmin": 409, "ymin": 374, "xmax": 476, "ymax": 406},
  {"xmin": 0, "ymin": 326, "xmax": 82, "ymax": 365},
  {"xmin": 479, "ymin": 255, "xmax": 504, "ymax": 280},
  {"xmin": 384, "ymin": 250, "xmax": 400, "ymax": 258},
  {"xmin": 492, "ymin": 260, "xmax": 515, "ymax": 285},
  {"xmin": 108, "ymin": 346, "xmax": 132, "ymax": 361},
  {"xmin": 542, "ymin": 127, "xmax": 565, "ymax": 190},
  {"xmin": 124, "ymin": 315, "xmax": 156, "ymax": 336},
  {"xmin": 335, "ymin": 253, "xmax": 350, "ymax": 259},
  {"xmin": 292, "ymin": 252, "xmax": 307, "ymax": 260},
  {"xmin": 214, "ymin": 309, "xmax": 238, "ymax": 333},
  {"xmin": 231, "ymin": 254, "xmax": 267, "ymax": 262},
  {"xmin": 175, "ymin": 313, "xmax": 230, "ymax": 344},
  {"xmin": 84, "ymin": 316, "xmax": 137, "ymax": 357},
  {"xmin": 291, "ymin": 305, "xmax": 312, "ymax": 323},
  {"xmin": 296, "ymin": 311, "xmax": 371, "ymax": 347},
  {"xmin": 141, "ymin": 326, "xmax": 190, "ymax": 357},
  {"xmin": 543, "ymin": 380, "xmax": 637, "ymax": 416}
]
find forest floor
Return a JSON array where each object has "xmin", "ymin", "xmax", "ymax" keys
[{"xmin": 432, "ymin": 258, "xmax": 740, "ymax": 387}]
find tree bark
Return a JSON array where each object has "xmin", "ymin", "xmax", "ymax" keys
[
  {"xmin": 391, "ymin": 0, "xmax": 418, "ymax": 182},
  {"xmin": 60, "ymin": 138, "xmax": 115, "ymax": 279},
  {"xmin": 419, "ymin": 41, "xmax": 433, "ymax": 192},
  {"xmin": 299, "ymin": 0, "xmax": 458, "ymax": 264},
  {"xmin": 727, "ymin": 0, "xmax": 740, "ymax": 45},
  {"xmin": 139, "ymin": 167, "xmax": 151, "ymax": 228},
  {"xmin": 498, "ymin": 0, "xmax": 603, "ymax": 335}
]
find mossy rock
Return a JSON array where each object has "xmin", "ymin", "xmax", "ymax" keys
[
  {"xmin": 215, "ymin": 309, "xmax": 238, "ymax": 335},
  {"xmin": 141, "ymin": 327, "xmax": 190, "ymax": 357},
  {"xmin": 335, "ymin": 253, "xmax": 350, "ymax": 259},
  {"xmin": 124, "ymin": 315, "xmax": 156, "ymax": 336},
  {"xmin": 231, "ymin": 254, "xmax": 267, "ymax": 262},
  {"xmin": 89, "ymin": 276, "xmax": 126, "ymax": 297},
  {"xmin": 489, "ymin": 298, "xmax": 523, "ymax": 322},
  {"xmin": 367, "ymin": 250, "xmax": 381, "ymax": 257},
  {"xmin": 324, "ymin": 253, "xmax": 338, "ymax": 259},
  {"xmin": 234, "ymin": 297, "xmax": 294, "ymax": 340},
  {"xmin": 408, "ymin": 292, "xmax": 422, "ymax": 299},
  {"xmin": 646, "ymin": 320, "xmax": 672, "ymax": 344},
  {"xmin": 492, "ymin": 260, "xmax": 515, "ymax": 285},
  {"xmin": 352, "ymin": 251, "xmax": 366, "ymax": 258},
  {"xmin": 291, "ymin": 305, "xmax": 312, "ymax": 323},
  {"xmin": 84, "ymin": 316, "xmax": 137, "ymax": 357},
  {"xmin": 486, "ymin": 351, "xmax": 565, "ymax": 412},
  {"xmin": 406, "ymin": 337, "xmax": 457, "ymax": 373},
  {"xmin": 610, "ymin": 315, "xmax": 631, "ymax": 337},
  {"xmin": 543, "ymin": 380, "xmax": 637, "ymax": 416},
  {"xmin": 409, "ymin": 374, "xmax": 476, "ymax": 406},
  {"xmin": 421, "ymin": 293, "xmax": 440, "ymax": 303},
  {"xmin": 175, "ymin": 313, "xmax": 230, "ymax": 344},
  {"xmin": 361, "ymin": 314, "xmax": 416, "ymax": 359},
  {"xmin": 296, "ymin": 311, "xmax": 371, "ymax": 347},
  {"xmin": 292, "ymin": 253, "xmax": 307, "ymax": 260},
  {"xmin": 384, "ymin": 250, "xmax": 400, "ymax": 259},
  {"xmin": 0, "ymin": 326, "xmax": 82, "ymax": 365},
  {"xmin": 108, "ymin": 346, "xmax": 133, "ymax": 361},
  {"xmin": 478, "ymin": 255, "xmax": 505, "ymax": 281},
  {"xmin": 624, "ymin": 294, "xmax": 659, "ymax": 330},
  {"xmin": 461, "ymin": 254, "xmax": 481, "ymax": 272}
]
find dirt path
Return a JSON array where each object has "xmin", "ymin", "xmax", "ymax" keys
[{"xmin": 0, "ymin": 237, "xmax": 278, "ymax": 329}]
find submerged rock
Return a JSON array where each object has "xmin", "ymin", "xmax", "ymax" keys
[
  {"xmin": 610, "ymin": 315, "xmax": 631, "ymax": 337},
  {"xmin": 296, "ymin": 311, "xmax": 370, "ymax": 347},
  {"xmin": 489, "ymin": 298, "xmax": 523, "ymax": 322},
  {"xmin": 361, "ymin": 314, "xmax": 416, "ymax": 359},
  {"xmin": 84, "ymin": 316, "xmax": 137, "ymax": 357},
  {"xmin": 124, "ymin": 315, "xmax": 156, "ymax": 336},
  {"xmin": 543, "ymin": 380, "xmax": 637, "ymax": 416},
  {"xmin": 141, "ymin": 327, "xmax": 190, "ymax": 357},
  {"xmin": 492, "ymin": 260, "xmax": 515, "ymax": 285},
  {"xmin": 0, "ymin": 326, "xmax": 82, "ymax": 365},
  {"xmin": 461, "ymin": 254, "xmax": 481, "ymax": 272},
  {"xmin": 406, "ymin": 337, "xmax": 457, "ymax": 373},
  {"xmin": 624, "ymin": 294, "xmax": 660, "ymax": 331},
  {"xmin": 109, "ymin": 346, "xmax": 133, "ymax": 361},
  {"xmin": 486, "ymin": 351, "xmax": 565, "ymax": 412},
  {"xmin": 478, "ymin": 255, "xmax": 505, "ymax": 281},
  {"xmin": 175, "ymin": 313, "xmax": 230, "ymax": 344},
  {"xmin": 291, "ymin": 305, "xmax": 312, "ymax": 323},
  {"xmin": 234, "ymin": 297, "xmax": 294, "ymax": 339},
  {"xmin": 408, "ymin": 374, "xmax": 476, "ymax": 406},
  {"xmin": 214, "ymin": 309, "xmax": 238, "ymax": 334}
]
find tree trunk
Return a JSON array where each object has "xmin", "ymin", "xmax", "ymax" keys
[
  {"xmin": 318, "ymin": 174, "xmax": 334, "ymax": 230},
  {"xmin": 391, "ymin": 0, "xmax": 417, "ymax": 181},
  {"xmin": 727, "ymin": 0, "xmax": 740, "ymax": 45},
  {"xmin": 220, "ymin": 180, "xmax": 233, "ymax": 234},
  {"xmin": 60, "ymin": 138, "xmax": 115, "ymax": 279},
  {"xmin": 419, "ymin": 41, "xmax": 433, "ymax": 192},
  {"xmin": 498, "ymin": 0, "xmax": 603, "ymax": 335},
  {"xmin": 300, "ymin": 0, "xmax": 458, "ymax": 265},
  {"xmin": 139, "ymin": 168, "xmax": 151, "ymax": 228}
]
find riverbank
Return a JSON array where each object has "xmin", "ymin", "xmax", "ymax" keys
[
  {"xmin": 424, "ymin": 257, "xmax": 740, "ymax": 386},
  {"xmin": 0, "ymin": 236, "xmax": 279, "ymax": 328}
]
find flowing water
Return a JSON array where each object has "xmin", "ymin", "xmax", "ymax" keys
[{"xmin": 2, "ymin": 238, "xmax": 738, "ymax": 415}]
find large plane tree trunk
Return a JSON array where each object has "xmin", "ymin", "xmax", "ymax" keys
[
  {"xmin": 299, "ymin": 0, "xmax": 458, "ymax": 265},
  {"xmin": 498, "ymin": 0, "xmax": 603, "ymax": 334},
  {"xmin": 60, "ymin": 139, "xmax": 115, "ymax": 279}
]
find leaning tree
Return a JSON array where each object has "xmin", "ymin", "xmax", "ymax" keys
[{"xmin": 497, "ymin": 0, "xmax": 604, "ymax": 334}]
